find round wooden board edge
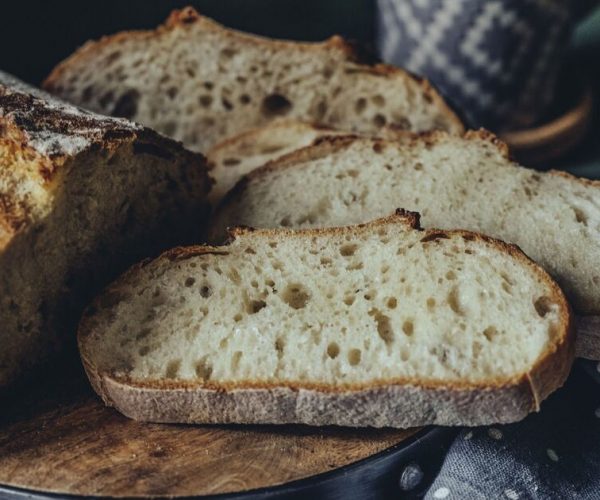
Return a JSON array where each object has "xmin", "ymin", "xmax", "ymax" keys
[{"xmin": 0, "ymin": 426, "xmax": 457, "ymax": 499}]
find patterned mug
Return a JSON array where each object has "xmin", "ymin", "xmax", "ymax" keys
[{"xmin": 376, "ymin": 0, "xmax": 585, "ymax": 130}]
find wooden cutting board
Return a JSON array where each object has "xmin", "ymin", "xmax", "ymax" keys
[{"xmin": 0, "ymin": 362, "xmax": 420, "ymax": 498}]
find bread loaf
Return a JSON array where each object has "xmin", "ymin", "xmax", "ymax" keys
[
  {"xmin": 79, "ymin": 211, "xmax": 573, "ymax": 427},
  {"xmin": 44, "ymin": 7, "xmax": 463, "ymax": 153},
  {"xmin": 211, "ymin": 131, "xmax": 600, "ymax": 319},
  {"xmin": 0, "ymin": 72, "xmax": 211, "ymax": 388},
  {"xmin": 207, "ymin": 121, "xmax": 342, "ymax": 204}
]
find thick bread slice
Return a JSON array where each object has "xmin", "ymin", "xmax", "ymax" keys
[
  {"xmin": 211, "ymin": 131, "xmax": 600, "ymax": 319},
  {"xmin": 207, "ymin": 121, "xmax": 342, "ymax": 204},
  {"xmin": 79, "ymin": 211, "xmax": 573, "ymax": 427},
  {"xmin": 43, "ymin": 7, "xmax": 463, "ymax": 153},
  {"xmin": 0, "ymin": 72, "xmax": 211, "ymax": 388}
]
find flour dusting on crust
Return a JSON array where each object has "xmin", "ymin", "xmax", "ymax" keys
[{"xmin": 0, "ymin": 71, "xmax": 142, "ymax": 158}]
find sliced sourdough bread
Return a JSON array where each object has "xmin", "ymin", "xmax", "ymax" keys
[
  {"xmin": 79, "ymin": 211, "xmax": 572, "ymax": 427},
  {"xmin": 43, "ymin": 7, "xmax": 463, "ymax": 153},
  {"xmin": 0, "ymin": 72, "xmax": 211, "ymax": 389},
  {"xmin": 207, "ymin": 121, "xmax": 342, "ymax": 204},
  {"xmin": 211, "ymin": 131, "xmax": 600, "ymax": 323}
]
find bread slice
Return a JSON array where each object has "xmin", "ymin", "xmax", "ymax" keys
[
  {"xmin": 43, "ymin": 7, "xmax": 463, "ymax": 153},
  {"xmin": 0, "ymin": 72, "xmax": 211, "ymax": 389},
  {"xmin": 207, "ymin": 121, "xmax": 342, "ymax": 204},
  {"xmin": 79, "ymin": 211, "xmax": 573, "ymax": 427},
  {"xmin": 211, "ymin": 131, "xmax": 600, "ymax": 321}
]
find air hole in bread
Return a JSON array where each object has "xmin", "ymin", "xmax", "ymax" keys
[
  {"xmin": 354, "ymin": 98, "xmax": 367, "ymax": 114},
  {"xmin": 105, "ymin": 51, "xmax": 121, "ymax": 65},
  {"xmin": 534, "ymin": 296, "xmax": 554, "ymax": 318},
  {"xmin": 370, "ymin": 308, "xmax": 394, "ymax": 346},
  {"xmin": 136, "ymin": 328, "xmax": 151, "ymax": 341},
  {"xmin": 112, "ymin": 89, "xmax": 139, "ymax": 119},
  {"xmin": 445, "ymin": 270, "xmax": 456, "ymax": 281},
  {"xmin": 165, "ymin": 359, "xmax": 181, "ymax": 378},
  {"xmin": 340, "ymin": 243, "xmax": 358, "ymax": 257},
  {"xmin": 139, "ymin": 345, "xmax": 151, "ymax": 356},
  {"xmin": 99, "ymin": 91, "xmax": 114, "ymax": 108},
  {"xmin": 261, "ymin": 94, "xmax": 292, "ymax": 117},
  {"xmin": 248, "ymin": 299, "xmax": 266, "ymax": 314},
  {"xmin": 320, "ymin": 257, "xmax": 332, "ymax": 267},
  {"xmin": 250, "ymin": 280, "xmax": 259, "ymax": 288},
  {"xmin": 393, "ymin": 117, "xmax": 412, "ymax": 129},
  {"xmin": 311, "ymin": 329, "xmax": 322, "ymax": 345},
  {"xmin": 222, "ymin": 97, "xmax": 233, "ymax": 111},
  {"xmin": 348, "ymin": 348, "xmax": 362, "ymax": 366},
  {"xmin": 327, "ymin": 342, "xmax": 340, "ymax": 359},
  {"xmin": 573, "ymin": 207, "xmax": 588, "ymax": 225},
  {"xmin": 259, "ymin": 144, "xmax": 286, "ymax": 155},
  {"xmin": 414, "ymin": 163, "xmax": 424, "ymax": 171},
  {"xmin": 364, "ymin": 291, "xmax": 375, "ymax": 301},
  {"xmin": 372, "ymin": 143, "xmax": 384, "ymax": 154},
  {"xmin": 297, "ymin": 214, "xmax": 316, "ymax": 225},
  {"xmin": 239, "ymin": 94, "xmax": 251, "ymax": 105},
  {"xmin": 199, "ymin": 285, "xmax": 212, "ymax": 298},
  {"xmin": 316, "ymin": 100, "xmax": 328, "ymax": 120},
  {"xmin": 280, "ymin": 216, "xmax": 292, "ymax": 227},
  {"xmin": 373, "ymin": 114, "xmax": 387, "ymax": 127},
  {"xmin": 282, "ymin": 284, "xmax": 310, "ymax": 309},
  {"xmin": 502, "ymin": 282, "xmax": 512, "ymax": 294},
  {"xmin": 195, "ymin": 357, "xmax": 213, "ymax": 380},
  {"xmin": 346, "ymin": 261, "xmax": 363, "ymax": 271},
  {"xmin": 82, "ymin": 84, "xmax": 94, "ymax": 101},
  {"xmin": 167, "ymin": 86, "xmax": 178, "ymax": 99},
  {"xmin": 372, "ymin": 95, "xmax": 385, "ymax": 107},
  {"xmin": 343, "ymin": 295, "xmax": 355, "ymax": 306},
  {"xmin": 151, "ymin": 289, "xmax": 167, "ymax": 307},
  {"xmin": 184, "ymin": 277, "xmax": 195, "ymax": 287},
  {"xmin": 275, "ymin": 337, "xmax": 285, "ymax": 357},
  {"xmin": 203, "ymin": 81, "xmax": 214, "ymax": 90},
  {"xmin": 483, "ymin": 326, "xmax": 498, "ymax": 342},
  {"xmin": 199, "ymin": 95, "xmax": 212, "ymax": 107},
  {"xmin": 233, "ymin": 313, "xmax": 242, "ymax": 322},
  {"xmin": 223, "ymin": 157, "xmax": 241, "ymax": 166},
  {"xmin": 386, "ymin": 297, "xmax": 397, "ymax": 309},
  {"xmin": 402, "ymin": 319, "xmax": 414, "ymax": 336},
  {"xmin": 268, "ymin": 242, "xmax": 277, "ymax": 249},
  {"xmin": 245, "ymin": 247, "xmax": 256, "ymax": 254},
  {"xmin": 221, "ymin": 47, "xmax": 237, "ymax": 59},
  {"xmin": 227, "ymin": 269, "xmax": 241, "ymax": 284},
  {"xmin": 447, "ymin": 287, "xmax": 464, "ymax": 315},
  {"xmin": 266, "ymin": 278, "xmax": 275, "ymax": 287},
  {"xmin": 231, "ymin": 351, "xmax": 243, "ymax": 371},
  {"xmin": 427, "ymin": 297, "xmax": 436, "ymax": 310}
]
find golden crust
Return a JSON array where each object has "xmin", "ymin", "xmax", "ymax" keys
[
  {"xmin": 0, "ymin": 73, "xmax": 209, "ymax": 255},
  {"xmin": 78, "ymin": 210, "xmax": 573, "ymax": 425}
]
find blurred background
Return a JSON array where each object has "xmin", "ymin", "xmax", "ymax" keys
[{"xmin": 0, "ymin": 0, "xmax": 598, "ymax": 174}]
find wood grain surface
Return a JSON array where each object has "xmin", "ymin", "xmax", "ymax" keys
[{"xmin": 0, "ymin": 362, "xmax": 419, "ymax": 498}]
